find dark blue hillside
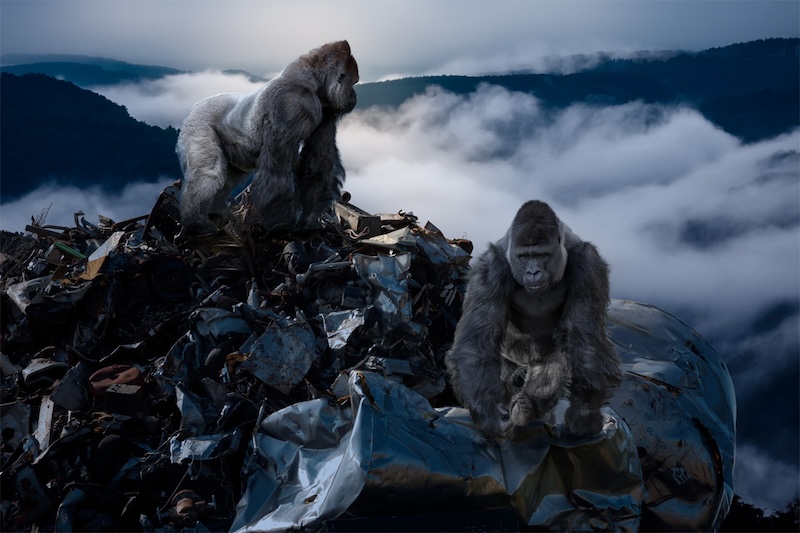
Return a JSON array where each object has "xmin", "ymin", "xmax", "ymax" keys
[
  {"xmin": 0, "ymin": 73, "xmax": 181, "ymax": 201},
  {"xmin": 0, "ymin": 53, "xmax": 183, "ymax": 86}
]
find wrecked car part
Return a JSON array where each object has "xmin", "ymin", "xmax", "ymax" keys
[
  {"xmin": 21, "ymin": 357, "xmax": 70, "ymax": 390},
  {"xmin": 294, "ymin": 261, "xmax": 352, "ymax": 285},
  {"xmin": 353, "ymin": 253, "xmax": 413, "ymax": 335},
  {"xmin": 168, "ymin": 489, "xmax": 213, "ymax": 527},
  {"xmin": 149, "ymin": 256, "xmax": 193, "ymax": 302},
  {"xmin": 88, "ymin": 364, "xmax": 144, "ymax": 396},
  {"xmin": 333, "ymin": 201, "xmax": 382, "ymax": 238},
  {"xmin": 50, "ymin": 362, "xmax": 92, "ymax": 412},
  {"xmin": 0, "ymin": 402, "xmax": 31, "ymax": 451}
]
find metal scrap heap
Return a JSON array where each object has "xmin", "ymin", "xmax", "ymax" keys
[
  {"xmin": 0, "ymin": 185, "xmax": 472, "ymax": 531},
  {"xmin": 0, "ymin": 184, "xmax": 737, "ymax": 532}
]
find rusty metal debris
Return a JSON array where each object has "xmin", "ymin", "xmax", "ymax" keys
[{"xmin": 0, "ymin": 183, "xmax": 734, "ymax": 531}]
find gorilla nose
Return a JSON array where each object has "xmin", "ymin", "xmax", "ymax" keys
[{"xmin": 525, "ymin": 270, "xmax": 544, "ymax": 288}]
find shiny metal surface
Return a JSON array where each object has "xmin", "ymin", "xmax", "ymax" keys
[{"xmin": 232, "ymin": 301, "xmax": 735, "ymax": 532}]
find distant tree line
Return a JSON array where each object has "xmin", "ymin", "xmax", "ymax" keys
[
  {"xmin": 0, "ymin": 73, "xmax": 181, "ymax": 202},
  {"xmin": 720, "ymin": 495, "xmax": 799, "ymax": 532},
  {"xmin": 0, "ymin": 53, "xmax": 183, "ymax": 86}
]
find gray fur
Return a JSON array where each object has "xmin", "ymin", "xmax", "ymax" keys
[
  {"xmin": 176, "ymin": 41, "xmax": 358, "ymax": 234},
  {"xmin": 446, "ymin": 200, "xmax": 622, "ymax": 437}
]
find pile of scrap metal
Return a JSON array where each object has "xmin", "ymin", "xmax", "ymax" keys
[
  {"xmin": 0, "ymin": 184, "xmax": 470, "ymax": 532},
  {"xmin": 0, "ymin": 184, "xmax": 736, "ymax": 532}
]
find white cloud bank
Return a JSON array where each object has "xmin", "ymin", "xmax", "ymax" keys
[
  {"xmin": 339, "ymin": 86, "xmax": 799, "ymax": 336},
  {"xmin": 91, "ymin": 71, "xmax": 267, "ymax": 129},
  {"xmin": 1, "ymin": 179, "xmax": 175, "ymax": 234}
]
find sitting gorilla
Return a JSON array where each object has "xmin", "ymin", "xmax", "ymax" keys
[
  {"xmin": 176, "ymin": 41, "xmax": 359, "ymax": 235},
  {"xmin": 446, "ymin": 200, "xmax": 622, "ymax": 437}
]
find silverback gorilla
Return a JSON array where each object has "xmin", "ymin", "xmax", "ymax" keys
[
  {"xmin": 446, "ymin": 200, "xmax": 621, "ymax": 437},
  {"xmin": 176, "ymin": 41, "xmax": 359, "ymax": 234}
]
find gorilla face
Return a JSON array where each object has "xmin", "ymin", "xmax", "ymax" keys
[
  {"xmin": 507, "ymin": 199, "xmax": 568, "ymax": 293},
  {"xmin": 322, "ymin": 45, "xmax": 358, "ymax": 114},
  {"xmin": 508, "ymin": 235, "xmax": 567, "ymax": 293},
  {"xmin": 334, "ymin": 55, "xmax": 359, "ymax": 113}
]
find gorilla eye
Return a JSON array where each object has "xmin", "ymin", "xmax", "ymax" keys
[{"xmin": 337, "ymin": 72, "xmax": 346, "ymax": 83}]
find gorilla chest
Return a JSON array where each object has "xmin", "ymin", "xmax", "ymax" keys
[{"xmin": 508, "ymin": 280, "xmax": 567, "ymax": 344}]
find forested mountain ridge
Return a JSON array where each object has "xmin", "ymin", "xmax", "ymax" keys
[
  {"xmin": 0, "ymin": 73, "xmax": 181, "ymax": 201},
  {"xmin": 0, "ymin": 54, "xmax": 183, "ymax": 86},
  {"xmin": 355, "ymin": 38, "xmax": 799, "ymax": 143}
]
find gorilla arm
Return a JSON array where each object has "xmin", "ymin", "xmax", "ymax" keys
[
  {"xmin": 296, "ymin": 110, "xmax": 346, "ymax": 228},
  {"xmin": 246, "ymin": 85, "xmax": 324, "ymax": 231},
  {"xmin": 557, "ymin": 239, "xmax": 622, "ymax": 435},
  {"xmin": 445, "ymin": 237, "xmax": 516, "ymax": 436}
]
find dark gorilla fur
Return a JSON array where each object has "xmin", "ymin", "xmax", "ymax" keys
[
  {"xmin": 446, "ymin": 200, "xmax": 622, "ymax": 437},
  {"xmin": 176, "ymin": 41, "xmax": 359, "ymax": 234}
]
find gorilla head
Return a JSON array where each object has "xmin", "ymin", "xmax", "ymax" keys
[
  {"xmin": 299, "ymin": 40, "xmax": 359, "ymax": 114},
  {"xmin": 507, "ymin": 200, "xmax": 568, "ymax": 293}
]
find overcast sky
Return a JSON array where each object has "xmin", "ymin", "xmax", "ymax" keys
[
  {"xmin": 1, "ymin": 0, "xmax": 798, "ymax": 80},
  {"xmin": 1, "ymin": 0, "xmax": 799, "ymax": 517}
]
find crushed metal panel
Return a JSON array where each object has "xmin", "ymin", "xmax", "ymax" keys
[
  {"xmin": 321, "ymin": 308, "xmax": 366, "ymax": 350},
  {"xmin": 32, "ymin": 396, "xmax": 55, "ymax": 450},
  {"xmin": 353, "ymin": 253, "xmax": 413, "ymax": 333},
  {"xmin": 232, "ymin": 371, "xmax": 644, "ymax": 532},
  {"xmin": 358, "ymin": 226, "xmax": 417, "ymax": 249},
  {"xmin": 240, "ymin": 322, "xmax": 319, "ymax": 394},
  {"xmin": 79, "ymin": 230, "xmax": 125, "ymax": 280},
  {"xmin": 176, "ymin": 383, "xmax": 216, "ymax": 435},
  {"xmin": 169, "ymin": 430, "xmax": 243, "ymax": 463},
  {"xmin": 607, "ymin": 300, "xmax": 736, "ymax": 531},
  {"xmin": 50, "ymin": 362, "xmax": 92, "ymax": 411},
  {"xmin": 7, "ymin": 276, "xmax": 93, "ymax": 318},
  {"xmin": 155, "ymin": 307, "xmax": 253, "ymax": 388}
]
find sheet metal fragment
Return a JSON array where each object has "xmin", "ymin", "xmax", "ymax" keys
[{"xmin": 240, "ymin": 322, "xmax": 319, "ymax": 394}]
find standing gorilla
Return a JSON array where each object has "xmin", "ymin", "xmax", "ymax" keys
[
  {"xmin": 176, "ymin": 41, "xmax": 358, "ymax": 235},
  {"xmin": 446, "ymin": 200, "xmax": 621, "ymax": 437}
]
